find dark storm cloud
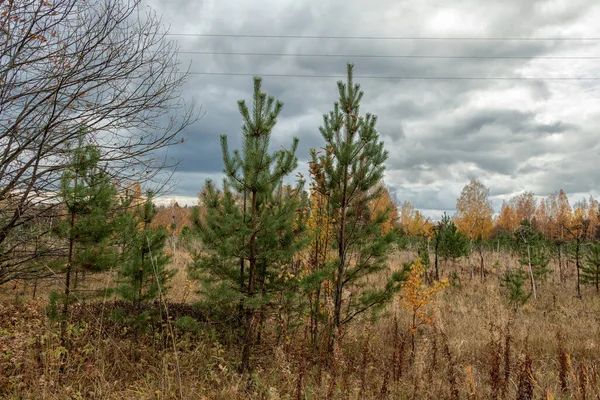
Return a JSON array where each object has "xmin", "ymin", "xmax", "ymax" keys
[{"xmin": 143, "ymin": 0, "xmax": 600, "ymax": 213}]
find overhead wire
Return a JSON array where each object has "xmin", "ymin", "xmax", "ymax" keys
[
  {"xmin": 167, "ymin": 32, "xmax": 600, "ymax": 81},
  {"xmin": 165, "ymin": 33, "xmax": 600, "ymax": 41},
  {"xmin": 185, "ymin": 72, "xmax": 600, "ymax": 81},
  {"xmin": 177, "ymin": 51, "xmax": 600, "ymax": 60}
]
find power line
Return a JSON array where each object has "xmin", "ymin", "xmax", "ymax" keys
[
  {"xmin": 167, "ymin": 33, "xmax": 600, "ymax": 41},
  {"xmin": 178, "ymin": 50, "xmax": 600, "ymax": 60},
  {"xmin": 187, "ymin": 72, "xmax": 600, "ymax": 80}
]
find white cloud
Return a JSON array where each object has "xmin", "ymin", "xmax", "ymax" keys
[{"xmin": 145, "ymin": 0, "xmax": 600, "ymax": 217}]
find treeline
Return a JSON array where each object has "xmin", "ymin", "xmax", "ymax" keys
[{"xmin": 393, "ymin": 178, "xmax": 600, "ymax": 305}]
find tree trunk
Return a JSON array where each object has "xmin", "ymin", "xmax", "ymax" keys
[
  {"xmin": 62, "ymin": 209, "xmax": 76, "ymax": 318},
  {"xmin": 527, "ymin": 245, "xmax": 537, "ymax": 300},
  {"xmin": 434, "ymin": 233, "xmax": 440, "ymax": 281},
  {"xmin": 311, "ymin": 238, "xmax": 321, "ymax": 348},
  {"xmin": 237, "ymin": 191, "xmax": 247, "ymax": 325},
  {"xmin": 479, "ymin": 244, "xmax": 484, "ymax": 283},
  {"xmin": 331, "ymin": 109, "xmax": 351, "ymax": 352},
  {"xmin": 557, "ymin": 244, "xmax": 563, "ymax": 283},
  {"xmin": 333, "ymin": 150, "xmax": 349, "ymax": 335},
  {"xmin": 575, "ymin": 239, "xmax": 582, "ymax": 300},
  {"xmin": 469, "ymin": 239, "xmax": 474, "ymax": 281},
  {"xmin": 240, "ymin": 190, "xmax": 258, "ymax": 373}
]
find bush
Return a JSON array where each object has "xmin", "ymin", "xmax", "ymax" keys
[{"xmin": 500, "ymin": 268, "xmax": 531, "ymax": 309}]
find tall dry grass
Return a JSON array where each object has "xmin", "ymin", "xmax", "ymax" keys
[{"xmin": 1, "ymin": 250, "xmax": 599, "ymax": 399}]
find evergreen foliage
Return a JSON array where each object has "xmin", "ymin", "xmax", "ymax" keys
[
  {"xmin": 500, "ymin": 268, "xmax": 531, "ymax": 310},
  {"xmin": 582, "ymin": 242, "xmax": 600, "ymax": 292},
  {"xmin": 432, "ymin": 212, "xmax": 470, "ymax": 280},
  {"xmin": 55, "ymin": 131, "xmax": 120, "ymax": 316},
  {"xmin": 187, "ymin": 76, "xmax": 307, "ymax": 372},
  {"xmin": 115, "ymin": 191, "xmax": 174, "ymax": 305},
  {"xmin": 515, "ymin": 221, "xmax": 551, "ymax": 280},
  {"xmin": 310, "ymin": 63, "xmax": 404, "ymax": 338}
]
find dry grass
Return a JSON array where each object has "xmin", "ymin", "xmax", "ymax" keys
[{"xmin": 1, "ymin": 250, "xmax": 600, "ymax": 399}]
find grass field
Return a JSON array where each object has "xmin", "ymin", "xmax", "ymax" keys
[{"xmin": 1, "ymin": 250, "xmax": 599, "ymax": 399}]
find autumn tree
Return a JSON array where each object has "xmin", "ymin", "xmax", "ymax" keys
[
  {"xmin": 587, "ymin": 196, "xmax": 600, "ymax": 240},
  {"xmin": 532, "ymin": 199, "xmax": 549, "ymax": 237},
  {"xmin": 491, "ymin": 201, "xmax": 519, "ymax": 253},
  {"xmin": 557, "ymin": 190, "xmax": 573, "ymax": 239},
  {"xmin": 188, "ymin": 77, "xmax": 305, "ymax": 372},
  {"xmin": 369, "ymin": 183, "xmax": 400, "ymax": 235},
  {"xmin": 545, "ymin": 190, "xmax": 572, "ymax": 282},
  {"xmin": 399, "ymin": 201, "xmax": 428, "ymax": 257},
  {"xmin": 495, "ymin": 201, "xmax": 517, "ymax": 235},
  {"xmin": 512, "ymin": 192, "xmax": 537, "ymax": 225},
  {"xmin": 311, "ymin": 64, "xmax": 403, "ymax": 346},
  {"xmin": 303, "ymin": 151, "xmax": 337, "ymax": 347},
  {"xmin": 455, "ymin": 179, "xmax": 494, "ymax": 281},
  {"xmin": 565, "ymin": 211, "xmax": 589, "ymax": 299},
  {"xmin": 400, "ymin": 258, "xmax": 448, "ymax": 357},
  {"xmin": 573, "ymin": 197, "xmax": 599, "ymax": 241},
  {"xmin": 0, "ymin": 0, "xmax": 197, "ymax": 285}
]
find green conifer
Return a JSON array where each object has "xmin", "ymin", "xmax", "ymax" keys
[
  {"xmin": 311, "ymin": 64, "xmax": 404, "ymax": 342},
  {"xmin": 515, "ymin": 220, "xmax": 550, "ymax": 300},
  {"xmin": 432, "ymin": 212, "xmax": 470, "ymax": 280},
  {"xmin": 56, "ymin": 131, "xmax": 119, "ymax": 317},
  {"xmin": 115, "ymin": 190, "xmax": 174, "ymax": 306},
  {"xmin": 582, "ymin": 242, "xmax": 600, "ymax": 292},
  {"xmin": 187, "ymin": 76, "xmax": 306, "ymax": 372}
]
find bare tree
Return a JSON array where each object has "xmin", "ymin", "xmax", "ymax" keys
[{"xmin": 0, "ymin": 0, "xmax": 199, "ymax": 284}]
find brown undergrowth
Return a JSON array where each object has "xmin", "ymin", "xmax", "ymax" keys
[{"xmin": 1, "ymin": 252, "xmax": 600, "ymax": 399}]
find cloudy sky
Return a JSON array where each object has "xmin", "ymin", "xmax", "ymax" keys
[{"xmin": 144, "ymin": 0, "xmax": 600, "ymax": 219}]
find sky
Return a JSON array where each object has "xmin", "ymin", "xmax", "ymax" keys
[{"xmin": 143, "ymin": 0, "xmax": 600, "ymax": 219}]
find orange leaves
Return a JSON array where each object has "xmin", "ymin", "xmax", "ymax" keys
[
  {"xmin": 455, "ymin": 179, "xmax": 493, "ymax": 241},
  {"xmin": 368, "ymin": 184, "xmax": 399, "ymax": 235},
  {"xmin": 400, "ymin": 201, "xmax": 428, "ymax": 238},
  {"xmin": 512, "ymin": 192, "xmax": 537, "ymax": 224},
  {"xmin": 495, "ymin": 201, "xmax": 517, "ymax": 233},
  {"xmin": 303, "ymin": 190, "xmax": 335, "ymax": 275},
  {"xmin": 400, "ymin": 258, "xmax": 448, "ymax": 332}
]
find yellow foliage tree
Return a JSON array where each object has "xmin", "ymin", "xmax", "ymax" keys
[
  {"xmin": 556, "ymin": 189, "xmax": 572, "ymax": 240},
  {"xmin": 587, "ymin": 196, "xmax": 599, "ymax": 240},
  {"xmin": 455, "ymin": 178, "xmax": 494, "ymax": 281},
  {"xmin": 368, "ymin": 183, "xmax": 400, "ymax": 235},
  {"xmin": 400, "ymin": 201, "xmax": 427, "ymax": 237},
  {"xmin": 303, "ymin": 149, "xmax": 338, "ymax": 346},
  {"xmin": 511, "ymin": 191, "xmax": 537, "ymax": 225},
  {"xmin": 399, "ymin": 258, "xmax": 448, "ymax": 354},
  {"xmin": 533, "ymin": 199, "xmax": 549, "ymax": 236},
  {"xmin": 455, "ymin": 179, "xmax": 494, "ymax": 241},
  {"xmin": 495, "ymin": 201, "xmax": 517, "ymax": 234},
  {"xmin": 399, "ymin": 200, "xmax": 429, "ymax": 259}
]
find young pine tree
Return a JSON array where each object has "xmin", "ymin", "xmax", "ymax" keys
[
  {"xmin": 311, "ymin": 63, "xmax": 403, "ymax": 344},
  {"xmin": 115, "ymin": 190, "xmax": 173, "ymax": 306},
  {"xmin": 582, "ymin": 242, "xmax": 600, "ymax": 292},
  {"xmin": 432, "ymin": 212, "xmax": 470, "ymax": 281},
  {"xmin": 56, "ymin": 132, "xmax": 119, "ymax": 317},
  {"xmin": 188, "ymin": 77, "xmax": 306, "ymax": 373},
  {"xmin": 500, "ymin": 268, "xmax": 531, "ymax": 310},
  {"xmin": 514, "ymin": 220, "xmax": 550, "ymax": 300}
]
